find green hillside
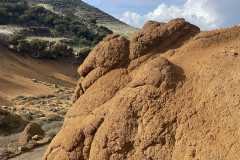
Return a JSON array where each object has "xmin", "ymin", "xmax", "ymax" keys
[
  {"xmin": 26, "ymin": 0, "xmax": 139, "ymax": 37},
  {"xmin": 0, "ymin": 0, "xmax": 113, "ymax": 59}
]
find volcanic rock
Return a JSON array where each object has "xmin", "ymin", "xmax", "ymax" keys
[{"xmin": 43, "ymin": 18, "xmax": 240, "ymax": 160}]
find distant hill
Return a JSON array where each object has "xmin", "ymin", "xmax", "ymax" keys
[
  {"xmin": 0, "ymin": 1, "xmax": 115, "ymax": 58},
  {"xmin": 26, "ymin": 0, "xmax": 139, "ymax": 37}
]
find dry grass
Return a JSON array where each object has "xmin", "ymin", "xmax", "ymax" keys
[
  {"xmin": 0, "ymin": 133, "xmax": 20, "ymax": 148},
  {"xmin": 42, "ymin": 121, "xmax": 63, "ymax": 137}
]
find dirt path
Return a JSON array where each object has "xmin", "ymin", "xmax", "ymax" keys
[{"xmin": 9, "ymin": 145, "xmax": 48, "ymax": 160}]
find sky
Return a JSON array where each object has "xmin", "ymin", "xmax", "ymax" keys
[{"xmin": 82, "ymin": 0, "xmax": 240, "ymax": 30}]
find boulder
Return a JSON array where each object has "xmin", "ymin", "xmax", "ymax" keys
[
  {"xmin": 18, "ymin": 123, "xmax": 44, "ymax": 145},
  {"xmin": 229, "ymin": 50, "xmax": 238, "ymax": 56}
]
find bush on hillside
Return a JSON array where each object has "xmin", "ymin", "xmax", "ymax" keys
[
  {"xmin": 17, "ymin": 39, "xmax": 31, "ymax": 52},
  {"xmin": 78, "ymin": 39, "xmax": 92, "ymax": 47},
  {"xmin": 78, "ymin": 47, "xmax": 92, "ymax": 63},
  {"xmin": 1, "ymin": 1, "xmax": 113, "ymax": 49},
  {"xmin": 8, "ymin": 35, "xmax": 74, "ymax": 58},
  {"xmin": 9, "ymin": 33, "xmax": 25, "ymax": 45},
  {"xmin": 50, "ymin": 43, "xmax": 74, "ymax": 57},
  {"xmin": 30, "ymin": 39, "xmax": 48, "ymax": 52}
]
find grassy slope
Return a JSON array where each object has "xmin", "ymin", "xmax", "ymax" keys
[{"xmin": 26, "ymin": 0, "xmax": 140, "ymax": 37}]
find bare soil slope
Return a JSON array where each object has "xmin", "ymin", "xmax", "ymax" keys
[
  {"xmin": 43, "ymin": 18, "xmax": 240, "ymax": 160},
  {"xmin": 0, "ymin": 46, "xmax": 78, "ymax": 105}
]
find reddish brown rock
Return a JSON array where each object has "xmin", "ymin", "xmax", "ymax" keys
[
  {"xmin": 18, "ymin": 123, "xmax": 44, "ymax": 145},
  {"xmin": 43, "ymin": 18, "xmax": 240, "ymax": 160},
  {"xmin": 128, "ymin": 18, "xmax": 200, "ymax": 60}
]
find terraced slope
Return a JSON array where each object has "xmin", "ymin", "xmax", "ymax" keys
[{"xmin": 26, "ymin": 0, "xmax": 139, "ymax": 37}]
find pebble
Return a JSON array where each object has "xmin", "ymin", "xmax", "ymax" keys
[
  {"xmin": 37, "ymin": 113, "xmax": 45, "ymax": 117},
  {"xmin": 230, "ymin": 46, "xmax": 238, "ymax": 49},
  {"xmin": 229, "ymin": 50, "xmax": 238, "ymax": 56},
  {"xmin": 52, "ymin": 108, "xmax": 58, "ymax": 112},
  {"xmin": 32, "ymin": 79, "xmax": 38, "ymax": 83},
  {"xmin": 32, "ymin": 135, "xmax": 39, "ymax": 140},
  {"xmin": 2, "ymin": 105, "xmax": 7, "ymax": 109},
  {"xmin": 221, "ymin": 50, "xmax": 226, "ymax": 53}
]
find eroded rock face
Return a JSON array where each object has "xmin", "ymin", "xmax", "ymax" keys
[
  {"xmin": 42, "ymin": 18, "xmax": 240, "ymax": 160},
  {"xmin": 128, "ymin": 18, "xmax": 200, "ymax": 60},
  {"xmin": 72, "ymin": 34, "xmax": 130, "ymax": 103}
]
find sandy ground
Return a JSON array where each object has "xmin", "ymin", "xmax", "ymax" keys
[
  {"xmin": 0, "ymin": 45, "xmax": 79, "ymax": 105},
  {"xmin": 9, "ymin": 145, "xmax": 49, "ymax": 160},
  {"xmin": 0, "ymin": 45, "xmax": 79, "ymax": 159}
]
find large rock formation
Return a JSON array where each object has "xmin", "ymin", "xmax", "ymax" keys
[{"xmin": 43, "ymin": 18, "xmax": 240, "ymax": 160}]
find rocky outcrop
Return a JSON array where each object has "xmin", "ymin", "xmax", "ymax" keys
[
  {"xmin": 129, "ymin": 19, "xmax": 199, "ymax": 60},
  {"xmin": 18, "ymin": 123, "xmax": 44, "ymax": 145},
  {"xmin": 43, "ymin": 18, "xmax": 240, "ymax": 160}
]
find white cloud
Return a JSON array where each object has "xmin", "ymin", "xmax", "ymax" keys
[
  {"xmin": 121, "ymin": 11, "xmax": 148, "ymax": 28},
  {"xmin": 120, "ymin": 0, "xmax": 220, "ymax": 30}
]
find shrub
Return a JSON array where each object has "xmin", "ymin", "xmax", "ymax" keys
[
  {"xmin": 45, "ymin": 114, "xmax": 61, "ymax": 122},
  {"xmin": 30, "ymin": 39, "xmax": 48, "ymax": 52},
  {"xmin": 79, "ymin": 39, "xmax": 92, "ymax": 47},
  {"xmin": 42, "ymin": 121, "xmax": 63, "ymax": 138},
  {"xmin": 9, "ymin": 33, "xmax": 25, "ymax": 45},
  {"xmin": 0, "ymin": 133, "xmax": 20, "ymax": 147},
  {"xmin": 42, "ymin": 121, "xmax": 63, "ymax": 132},
  {"xmin": 17, "ymin": 39, "xmax": 31, "ymax": 52},
  {"xmin": 50, "ymin": 43, "xmax": 74, "ymax": 57},
  {"xmin": 57, "ymin": 88, "xmax": 65, "ymax": 92},
  {"xmin": 78, "ymin": 47, "xmax": 92, "ymax": 62},
  {"xmin": 57, "ymin": 109, "xmax": 69, "ymax": 116},
  {"xmin": 37, "ymin": 94, "xmax": 55, "ymax": 99},
  {"xmin": 45, "ymin": 129, "xmax": 59, "ymax": 137}
]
